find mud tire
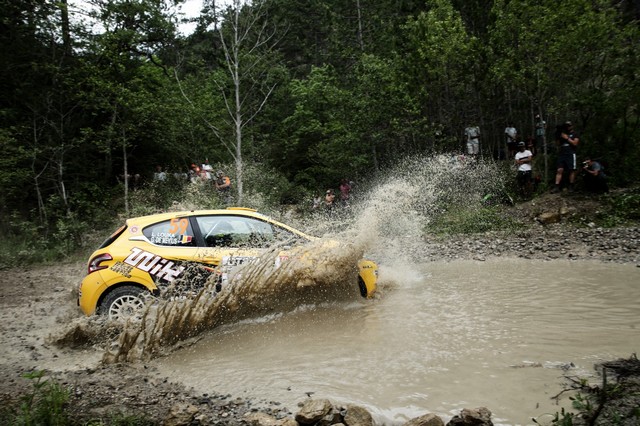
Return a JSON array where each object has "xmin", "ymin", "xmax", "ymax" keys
[
  {"xmin": 99, "ymin": 285, "xmax": 148, "ymax": 321},
  {"xmin": 358, "ymin": 277, "xmax": 368, "ymax": 298}
]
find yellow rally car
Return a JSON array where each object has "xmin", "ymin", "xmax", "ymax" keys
[{"xmin": 78, "ymin": 207, "xmax": 378, "ymax": 319}]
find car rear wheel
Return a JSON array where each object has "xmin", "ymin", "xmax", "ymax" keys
[
  {"xmin": 100, "ymin": 285, "xmax": 148, "ymax": 321},
  {"xmin": 358, "ymin": 277, "xmax": 368, "ymax": 298}
]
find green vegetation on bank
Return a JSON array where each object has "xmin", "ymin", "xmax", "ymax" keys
[{"xmin": 1, "ymin": 371, "xmax": 155, "ymax": 426}]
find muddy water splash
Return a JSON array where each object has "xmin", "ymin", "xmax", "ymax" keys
[
  {"xmin": 103, "ymin": 240, "xmax": 365, "ymax": 363},
  {"xmin": 66, "ymin": 155, "xmax": 501, "ymax": 363}
]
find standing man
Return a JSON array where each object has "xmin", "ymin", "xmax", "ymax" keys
[
  {"xmin": 464, "ymin": 125, "xmax": 481, "ymax": 156},
  {"xmin": 552, "ymin": 121, "xmax": 580, "ymax": 193},
  {"xmin": 514, "ymin": 141, "xmax": 533, "ymax": 199},
  {"xmin": 504, "ymin": 122, "xmax": 518, "ymax": 159}
]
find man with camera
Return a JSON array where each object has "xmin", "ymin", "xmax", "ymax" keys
[
  {"xmin": 582, "ymin": 158, "xmax": 609, "ymax": 193},
  {"xmin": 551, "ymin": 121, "xmax": 579, "ymax": 193}
]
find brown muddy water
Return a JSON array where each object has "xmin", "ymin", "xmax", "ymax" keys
[{"xmin": 152, "ymin": 258, "xmax": 639, "ymax": 426}]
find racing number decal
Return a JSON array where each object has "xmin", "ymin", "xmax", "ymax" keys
[{"xmin": 168, "ymin": 218, "xmax": 189, "ymax": 234}]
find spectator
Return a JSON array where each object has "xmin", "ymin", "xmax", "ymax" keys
[
  {"xmin": 324, "ymin": 189, "xmax": 336, "ymax": 211},
  {"xmin": 339, "ymin": 179, "xmax": 352, "ymax": 207},
  {"xmin": 153, "ymin": 165, "xmax": 166, "ymax": 182},
  {"xmin": 189, "ymin": 163, "xmax": 201, "ymax": 183},
  {"xmin": 464, "ymin": 125, "xmax": 481, "ymax": 156},
  {"xmin": 201, "ymin": 159, "xmax": 213, "ymax": 180},
  {"xmin": 552, "ymin": 121, "xmax": 580, "ymax": 193},
  {"xmin": 514, "ymin": 141, "xmax": 533, "ymax": 199},
  {"xmin": 504, "ymin": 122, "xmax": 518, "ymax": 159},
  {"xmin": 312, "ymin": 193, "xmax": 323, "ymax": 210},
  {"xmin": 215, "ymin": 170, "xmax": 232, "ymax": 204},
  {"xmin": 582, "ymin": 158, "xmax": 609, "ymax": 193}
]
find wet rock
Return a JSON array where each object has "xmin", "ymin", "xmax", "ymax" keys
[
  {"xmin": 163, "ymin": 402, "xmax": 199, "ymax": 426},
  {"xmin": 446, "ymin": 407, "xmax": 493, "ymax": 426},
  {"xmin": 402, "ymin": 413, "xmax": 445, "ymax": 426},
  {"xmin": 245, "ymin": 412, "xmax": 293, "ymax": 426},
  {"xmin": 318, "ymin": 409, "xmax": 343, "ymax": 426},
  {"xmin": 295, "ymin": 399, "xmax": 333, "ymax": 424},
  {"xmin": 343, "ymin": 404, "xmax": 374, "ymax": 426},
  {"xmin": 536, "ymin": 212, "xmax": 561, "ymax": 224}
]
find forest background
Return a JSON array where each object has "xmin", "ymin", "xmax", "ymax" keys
[{"xmin": 1, "ymin": 0, "xmax": 639, "ymax": 267}]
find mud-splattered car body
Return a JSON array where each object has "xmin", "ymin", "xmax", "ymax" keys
[{"xmin": 78, "ymin": 207, "xmax": 378, "ymax": 319}]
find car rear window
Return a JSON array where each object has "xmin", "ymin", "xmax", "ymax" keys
[{"xmin": 98, "ymin": 224, "xmax": 127, "ymax": 249}]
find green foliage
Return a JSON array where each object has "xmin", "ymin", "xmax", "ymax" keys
[
  {"xmin": 1, "ymin": 370, "xmax": 157, "ymax": 426},
  {"xmin": 427, "ymin": 205, "xmax": 520, "ymax": 235},
  {"xmin": 1, "ymin": 0, "xmax": 640, "ymax": 257},
  {"xmin": 592, "ymin": 188, "xmax": 640, "ymax": 227},
  {"xmin": 3, "ymin": 370, "xmax": 70, "ymax": 426}
]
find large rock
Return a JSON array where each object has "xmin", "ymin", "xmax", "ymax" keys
[
  {"xmin": 402, "ymin": 413, "xmax": 445, "ymax": 426},
  {"xmin": 296, "ymin": 399, "xmax": 334, "ymax": 424},
  {"xmin": 536, "ymin": 211, "xmax": 561, "ymax": 224},
  {"xmin": 344, "ymin": 404, "xmax": 374, "ymax": 426},
  {"xmin": 446, "ymin": 407, "xmax": 493, "ymax": 426},
  {"xmin": 245, "ymin": 412, "xmax": 299, "ymax": 426},
  {"xmin": 245, "ymin": 412, "xmax": 282, "ymax": 426},
  {"xmin": 162, "ymin": 403, "xmax": 199, "ymax": 426}
]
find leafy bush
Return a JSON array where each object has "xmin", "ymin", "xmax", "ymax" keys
[
  {"xmin": 427, "ymin": 205, "xmax": 521, "ymax": 235},
  {"xmin": 588, "ymin": 187, "xmax": 640, "ymax": 228},
  {"xmin": 2, "ymin": 370, "xmax": 70, "ymax": 426}
]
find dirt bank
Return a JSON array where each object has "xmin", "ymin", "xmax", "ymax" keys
[{"xmin": 0, "ymin": 194, "xmax": 638, "ymax": 425}]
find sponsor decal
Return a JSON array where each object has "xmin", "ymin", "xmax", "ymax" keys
[
  {"xmin": 110, "ymin": 261, "xmax": 133, "ymax": 278},
  {"xmin": 150, "ymin": 232, "xmax": 193, "ymax": 246},
  {"xmin": 221, "ymin": 256, "xmax": 254, "ymax": 267},
  {"xmin": 124, "ymin": 247, "xmax": 185, "ymax": 283}
]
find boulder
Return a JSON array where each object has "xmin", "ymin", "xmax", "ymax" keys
[
  {"xmin": 295, "ymin": 399, "xmax": 334, "ymax": 424},
  {"xmin": 344, "ymin": 404, "xmax": 374, "ymax": 426},
  {"xmin": 536, "ymin": 211, "xmax": 561, "ymax": 224},
  {"xmin": 402, "ymin": 413, "xmax": 444, "ymax": 426},
  {"xmin": 162, "ymin": 403, "xmax": 199, "ymax": 426},
  {"xmin": 446, "ymin": 407, "xmax": 493, "ymax": 426},
  {"xmin": 245, "ymin": 412, "xmax": 298, "ymax": 426}
]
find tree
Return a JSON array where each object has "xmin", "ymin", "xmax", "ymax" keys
[
  {"xmin": 186, "ymin": 0, "xmax": 284, "ymax": 204},
  {"xmin": 402, "ymin": 0, "xmax": 479, "ymax": 151},
  {"xmin": 488, "ymin": 0, "xmax": 639, "ymax": 181}
]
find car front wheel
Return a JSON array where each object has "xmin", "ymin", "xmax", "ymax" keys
[{"xmin": 100, "ymin": 285, "xmax": 148, "ymax": 321}]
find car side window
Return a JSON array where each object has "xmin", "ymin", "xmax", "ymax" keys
[
  {"xmin": 195, "ymin": 216, "xmax": 298, "ymax": 248},
  {"xmin": 143, "ymin": 218, "xmax": 196, "ymax": 247}
]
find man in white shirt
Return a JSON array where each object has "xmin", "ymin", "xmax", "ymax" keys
[
  {"xmin": 464, "ymin": 125, "xmax": 481, "ymax": 156},
  {"xmin": 514, "ymin": 141, "xmax": 533, "ymax": 198}
]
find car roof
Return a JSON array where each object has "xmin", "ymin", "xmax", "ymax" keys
[{"xmin": 125, "ymin": 207, "xmax": 313, "ymax": 239}]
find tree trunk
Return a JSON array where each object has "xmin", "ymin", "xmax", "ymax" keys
[{"xmin": 122, "ymin": 128, "xmax": 129, "ymax": 216}]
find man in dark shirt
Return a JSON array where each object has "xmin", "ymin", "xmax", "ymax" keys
[
  {"xmin": 551, "ymin": 121, "xmax": 579, "ymax": 193},
  {"xmin": 582, "ymin": 158, "xmax": 609, "ymax": 193}
]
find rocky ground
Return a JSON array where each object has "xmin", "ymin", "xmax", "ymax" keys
[{"xmin": 0, "ymin": 191, "xmax": 638, "ymax": 425}]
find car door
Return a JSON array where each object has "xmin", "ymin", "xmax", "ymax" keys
[
  {"xmin": 111, "ymin": 216, "xmax": 202, "ymax": 290},
  {"xmin": 191, "ymin": 214, "xmax": 304, "ymax": 278}
]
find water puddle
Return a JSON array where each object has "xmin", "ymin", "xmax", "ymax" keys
[{"xmin": 153, "ymin": 258, "xmax": 639, "ymax": 426}]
